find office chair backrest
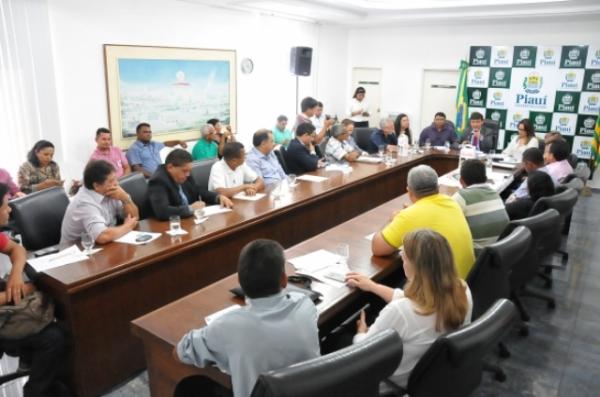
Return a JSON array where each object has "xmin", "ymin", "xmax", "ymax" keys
[
  {"xmin": 467, "ymin": 226, "xmax": 531, "ymax": 320},
  {"xmin": 318, "ymin": 137, "xmax": 329, "ymax": 160},
  {"xmin": 9, "ymin": 187, "xmax": 69, "ymax": 251},
  {"xmin": 529, "ymin": 187, "xmax": 577, "ymax": 220},
  {"xmin": 559, "ymin": 173, "xmax": 584, "ymax": 193},
  {"xmin": 119, "ymin": 172, "xmax": 152, "ymax": 220},
  {"xmin": 405, "ymin": 299, "xmax": 518, "ymax": 397},
  {"xmin": 352, "ymin": 127, "xmax": 376, "ymax": 153},
  {"xmin": 250, "ymin": 329, "xmax": 402, "ymax": 397},
  {"xmin": 483, "ymin": 119, "xmax": 500, "ymax": 149},
  {"xmin": 499, "ymin": 209, "xmax": 560, "ymax": 290},
  {"xmin": 274, "ymin": 148, "xmax": 289, "ymax": 174},
  {"xmin": 191, "ymin": 158, "xmax": 218, "ymax": 191},
  {"xmin": 567, "ymin": 153, "xmax": 578, "ymax": 169}
]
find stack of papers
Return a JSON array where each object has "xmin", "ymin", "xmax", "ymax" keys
[
  {"xmin": 288, "ymin": 249, "xmax": 349, "ymax": 288},
  {"xmin": 297, "ymin": 175, "xmax": 328, "ymax": 183},
  {"xmin": 356, "ymin": 156, "xmax": 382, "ymax": 164},
  {"xmin": 28, "ymin": 245, "xmax": 88, "ymax": 272},
  {"xmin": 233, "ymin": 192, "xmax": 267, "ymax": 201}
]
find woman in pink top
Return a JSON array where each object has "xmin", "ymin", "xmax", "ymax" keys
[{"xmin": 0, "ymin": 168, "xmax": 25, "ymax": 199}]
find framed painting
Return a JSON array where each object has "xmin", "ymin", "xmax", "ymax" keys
[{"xmin": 104, "ymin": 44, "xmax": 237, "ymax": 149}]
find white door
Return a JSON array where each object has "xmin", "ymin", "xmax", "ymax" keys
[
  {"xmin": 352, "ymin": 68, "xmax": 382, "ymax": 127},
  {"xmin": 420, "ymin": 69, "xmax": 459, "ymax": 132}
]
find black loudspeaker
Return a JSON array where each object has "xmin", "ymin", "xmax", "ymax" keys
[{"xmin": 290, "ymin": 47, "xmax": 312, "ymax": 76}]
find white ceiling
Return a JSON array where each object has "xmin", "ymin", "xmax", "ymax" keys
[{"xmin": 181, "ymin": 0, "xmax": 600, "ymax": 26}]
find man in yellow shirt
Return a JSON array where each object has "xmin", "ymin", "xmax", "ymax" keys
[{"xmin": 372, "ymin": 165, "xmax": 476, "ymax": 278}]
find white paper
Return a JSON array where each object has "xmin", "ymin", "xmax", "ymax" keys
[
  {"xmin": 28, "ymin": 245, "xmax": 88, "ymax": 272},
  {"xmin": 205, "ymin": 304, "xmax": 242, "ymax": 325},
  {"xmin": 114, "ymin": 231, "xmax": 162, "ymax": 245},
  {"xmin": 365, "ymin": 233, "xmax": 375, "ymax": 241},
  {"xmin": 325, "ymin": 164, "xmax": 352, "ymax": 173},
  {"xmin": 296, "ymin": 263, "xmax": 350, "ymax": 288},
  {"xmin": 166, "ymin": 229, "xmax": 188, "ymax": 236},
  {"xmin": 233, "ymin": 192, "xmax": 267, "ymax": 201},
  {"xmin": 203, "ymin": 205, "xmax": 233, "ymax": 216},
  {"xmin": 438, "ymin": 173, "xmax": 462, "ymax": 188},
  {"xmin": 288, "ymin": 249, "xmax": 342, "ymax": 273},
  {"xmin": 356, "ymin": 156, "xmax": 382, "ymax": 164},
  {"xmin": 194, "ymin": 216, "xmax": 209, "ymax": 225},
  {"xmin": 297, "ymin": 175, "xmax": 328, "ymax": 183}
]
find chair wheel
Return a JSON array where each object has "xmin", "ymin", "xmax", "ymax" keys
[
  {"xmin": 547, "ymin": 300, "xmax": 556, "ymax": 309},
  {"xmin": 494, "ymin": 371, "xmax": 507, "ymax": 382},
  {"xmin": 519, "ymin": 326, "xmax": 529, "ymax": 337}
]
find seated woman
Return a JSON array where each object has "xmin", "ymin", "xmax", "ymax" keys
[
  {"xmin": 505, "ymin": 170, "xmax": 555, "ymax": 220},
  {"xmin": 394, "ymin": 113, "xmax": 412, "ymax": 147},
  {"xmin": 345, "ymin": 229, "xmax": 472, "ymax": 386},
  {"xmin": 502, "ymin": 119, "xmax": 539, "ymax": 162},
  {"xmin": 18, "ymin": 140, "xmax": 63, "ymax": 194}
]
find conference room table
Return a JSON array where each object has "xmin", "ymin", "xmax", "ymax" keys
[
  {"xmin": 35, "ymin": 149, "xmax": 460, "ymax": 397},
  {"xmin": 131, "ymin": 164, "xmax": 518, "ymax": 397}
]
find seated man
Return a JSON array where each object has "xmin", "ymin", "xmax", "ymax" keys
[
  {"xmin": 544, "ymin": 139, "xmax": 573, "ymax": 184},
  {"xmin": 506, "ymin": 171, "xmax": 555, "ymax": 220},
  {"xmin": 452, "ymin": 160, "xmax": 509, "ymax": 249},
  {"xmin": 284, "ymin": 123, "xmax": 326, "ymax": 175},
  {"xmin": 371, "ymin": 117, "xmax": 398, "ymax": 152},
  {"xmin": 325, "ymin": 121, "xmax": 361, "ymax": 163},
  {"xmin": 90, "ymin": 127, "xmax": 130, "ymax": 178},
  {"xmin": 419, "ymin": 112, "xmax": 457, "ymax": 147},
  {"xmin": 273, "ymin": 115, "xmax": 293, "ymax": 147},
  {"xmin": 246, "ymin": 129, "xmax": 287, "ymax": 185},
  {"xmin": 0, "ymin": 183, "xmax": 70, "ymax": 396},
  {"xmin": 207, "ymin": 118, "xmax": 236, "ymax": 147},
  {"xmin": 462, "ymin": 112, "xmax": 496, "ymax": 153},
  {"xmin": 208, "ymin": 142, "xmax": 265, "ymax": 198},
  {"xmin": 126, "ymin": 122, "xmax": 187, "ymax": 177},
  {"xmin": 149, "ymin": 149, "xmax": 232, "ymax": 221},
  {"xmin": 506, "ymin": 147, "xmax": 548, "ymax": 203},
  {"xmin": 192, "ymin": 124, "xmax": 221, "ymax": 161},
  {"xmin": 175, "ymin": 239, "xmax": 320, "ymax": 397},
  {"xmin": 371, "ymin": 165, "xmax": 475, "ymax": 278},
  {"xmin": 61, "ymin": 160, "xmax": 139, "ymax": 244}
]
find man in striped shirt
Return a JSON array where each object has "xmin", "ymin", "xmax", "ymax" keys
[{"xmin": 452, "ymin": 159, "xmax": 510, "ymax": 250}]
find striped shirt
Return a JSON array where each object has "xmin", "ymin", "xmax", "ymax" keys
[{"xmin": 452, "ymin": 184, "xmax": 509, "ymax": 249}]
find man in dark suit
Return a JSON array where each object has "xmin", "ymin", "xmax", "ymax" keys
[
  {"xmin": 284, "ymin": 123, "xmax": 326, "ymax": 175},
  {"xmin": 148, "ymin": 149, "xmax": 233, "ymax": 221},
  {"xmin": 462, "ymin": 112, "xmax": 497, "ymax": 153}
]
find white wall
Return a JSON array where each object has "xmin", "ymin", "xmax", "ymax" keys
[
  {"xmin": 46, "ymin": 0, "xmax": 348, "ymax": 180},
  {"xmin": 347, "ymin": 18, "xmax": 600, "ymax": 136}
]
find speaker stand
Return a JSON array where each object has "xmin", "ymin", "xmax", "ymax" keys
[{"xmin": 295, "ymin": 75, "xmax": 299, "ymax": 114}]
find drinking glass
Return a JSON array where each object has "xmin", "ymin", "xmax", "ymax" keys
[
  {"xmin": 194, "ymin": 208, "xmax": 206, "ymax": 222},
  {"xmin": 424, "ymin": 139, "xmax": 432, "ymax": 151},
  {"xmin": 287, "ymin": 174, "xmax": 297, "ymax": 187},
  {"xmin": 378, "ymin": 144, "xmax": 385, "ymax": 158},
  {"xmin": 169, "ymin": 215, "xmax": 181, "ymax": 232},
  {"xmin": 81, "ymin": 232, "xmax": 94, "ymax": 255},
  {"xmin": 336, "ymin": 243, "xmax": 350, "ymax": 265},
  {"xmin": 444, "ymin": 141, "xmax": 450, "ymax": 152}
]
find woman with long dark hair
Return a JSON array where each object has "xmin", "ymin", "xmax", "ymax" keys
[
  {"xmin": 18, "ymin": 140, "xmax": 63, "ymax": 194},
  {"xmin": 394, "ymin": 113, "xmax": 412, "ymax": 146},
  {"xmin": 502, "ymin": 118, "xmax": 539, "ymax": 161},
  {"xmin": 349, "ymin": 87, "xmax": 369, "ymax": 128}
]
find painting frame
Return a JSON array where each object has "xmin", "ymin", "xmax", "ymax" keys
[{"xmin": 104, "ymin": 44, "xmax": 237, "ymax": 149}]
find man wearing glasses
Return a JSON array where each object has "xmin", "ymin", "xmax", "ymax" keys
[{"xmin": 325, "ymin": 119, "xmax": 363, "ymax": 163}]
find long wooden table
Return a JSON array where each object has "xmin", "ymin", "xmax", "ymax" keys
[{"xmin": 36, "ymin": 151, "xmax": 458, "ymax": 397}]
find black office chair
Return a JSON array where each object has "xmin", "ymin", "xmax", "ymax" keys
[
  {"xmin": 352, "ymin": 127, "xmax": 376, "ymax": 153},
  {"xmin": 466, "ymin": 226, "xmax": 531, "ymax": 381},
  {"xmin": 9, "ymin": 187, "xmax": 69, "ymax": 251},
  {"xmin": 383, "ymin": 299, "xmax": 518, "ymax": 397},
  {"xmin": 119, "ymin": 172, "xmax": 152, "ymax": 220},
  {"xmin": 274, "ymin": 148, "xmax": 289, "ymax": 174},
  {"xmin": 499, "ymin": 210, "xmax": 560, "ymax": 334},
  {"xmin": 250, "ymin": 329, "xmax": 402, "ymax": 397},
  {"xmin": 567, "ymin": 153, "xmax": 578, "ymax": 169},
  {"xmin": 191, "ymin": 158, "xmax": 218, "ymax": 191},
  {"xmin": 318, "ymin": 137, "xmax": 329, "ymax": 160},
  {"xmin": 482, "ymin": 119, "xmax": 500, "ymax": 151}
]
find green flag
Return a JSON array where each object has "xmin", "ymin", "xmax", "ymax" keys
[
  {"xmin": 455, "ymin": 60, "xmax": 469, "ymax": 137},
  {"xmin": 592, "ymin": 113, "xmax": 600, "ymax": 172}
]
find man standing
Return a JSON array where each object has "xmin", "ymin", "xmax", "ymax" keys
[
  {"xmin": 462, "ymin": 112, "xmax": 496, "ymax": 153},
  {"xmin": 246, "ymin": 129, "xmax": 287, "ymax": 185},
  {"xmin": 126, "ymin": 123, "xmax": 187, "ymax": 177},
  {"xmin": 148, "ymin": 149, "xmax": 232, "ymax": 221},
  {"xmin": 293, "ymin": 97, "xmax": 333, "ymax": 144},
  {"xmin": 61, "ymin": 160, "xmax": 139, "ymax": 244},
  {"xmin": 419, "ymin": 112, "xmax": 457, "ymax": 147},
  {"xmin": 90, "ymin": 128, "xmax": 131, "ymax": 178}
]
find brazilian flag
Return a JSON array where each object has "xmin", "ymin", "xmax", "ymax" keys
[
  {"xmin": 592, "ymin": 113, "xmax": 600, "ymax": 172},
  {"xmin": 455, "ymin": 60, "xmax": 469, "ymax": 138}
]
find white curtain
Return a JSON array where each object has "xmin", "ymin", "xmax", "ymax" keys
[{"xmin": 0, "ymin": 0, "xmax": 62, "ymax": 181}]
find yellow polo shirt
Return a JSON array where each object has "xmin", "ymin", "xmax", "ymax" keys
[{"xmin": 381, "ymin": 193, "xmax": 476, "ymax": 279}]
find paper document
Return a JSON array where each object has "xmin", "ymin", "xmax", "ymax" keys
[
  {"xmin": 365, "ymin": 233, "xmax": 375, "ymax": 241},
  {"xmin": 438, "ymin": 173, "xmax": 462, "ymax": 188},
  {"xmin": 205, "ymin": 305, "xmax": 242, "ymax": 325},
  {"xmin": 297, "ymin": 175, "xmax": 328, "ymax": 183},
  {"xmin": 166, "ymin": 229, "xmax": 188, "ymax": 236},
  {"xmin": 203, "ymin": 205, "xmax": 233, "ymax": 216},
  {"xmin": 28, "ymin": 245, "xmax": 88, "ymax": 272},
  {"xmin": 325, "ymin": 164, "xmax": 352, "ymax": 173},
  {"xmin": 356, "ymin": 156, "xmax": 382, "ymax": 164},
  {"xmin": 289, "ymin": 249, "xmax": 349, "ymax": 288},
  {"xmin": 115, "ymin": 231, "xmax": 162, "ymax": 245},
  {"xmin": 233, "ymin": 192, "xmax": 267, "ymax": 201}
]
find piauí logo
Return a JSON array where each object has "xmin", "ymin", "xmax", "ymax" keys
[
  {"xmin": 495, "ymin": 70, "xmax": 505, "ymax": 80},
  {"xmin": 559, "ymin": 116, "xmax": 569, "ymax": 126},
  {"xmin": 474, "ymin": 70, "xmax": 483, "ymax": 79},
  {"xmin": 565, "ymin": 72, "xmax": 577, "ymax": 82},
  {"xmin": 493, "ymin": 91, "xmax": 503, "ymax": 100},
  {"xmin": 535, "ymin": 114, "xmax": 546, "ymax": 125},
  {"xmin": 491, "ymin": 111, "xmax": 501, "ymax": 121},
  {"xmin": 588, "ymin": 96, "xmax": 599, "ymax": 106},
  {"xmin": 520, "ymin": 49, "xmax": 531, "ymax": 60},
  {"xmin": 523, "ymin": 72, "xmax": 543, "ymax": 94},
  {"xmin": 584, "ymin": 118, "xmax": 596, "ymax": 129},
  {"xmin": 543, "ymin": 49, "xmax": 554, "ymax": 59},
  {"xmin": 562, "ymin": 94, "xmax": 573, "ymax": 105},
  {"xmin": 568, "ymin": 48, "xmax": 580, "ymax": 60},
  {"xmin": 591, "ymin": 72, "xmax": 600, "ymax": 84},
  {"xmin": 513, "ymin": 113, "xmax": 523, "ymax": 122},
  {"xmin": 497, "ymin": 49, "xmax": 507, "ymax": 59},
  {"xmin": 472, "ymin": 90, "xmax": 482, "ymax": 100},
  {"xmin": 475, "ymin": 49, "xmax": 485, "ymax": 59}
]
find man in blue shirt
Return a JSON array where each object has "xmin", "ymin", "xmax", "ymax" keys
[
  {"xmin": 175, "ymin": 239, "xmax": 320, "ymax": 397},
  {"xmin": 126, "ymin": 123, "xmax": 187, "ymax": 177},
  {"xmin": 419, "ymin": 112, "xmax": 458, "ymax": 147},
  {"xmin": 246, "ymin": 129, "xmax": 287, "ymax": 185},
  {"xmin": 371, "ymin": 117, "xmax": 398, "ymax": 153}
]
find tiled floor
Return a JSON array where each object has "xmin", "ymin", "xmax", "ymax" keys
[{"xmin": 2, "ymin": 190, "xmax": 600, "ymax": 397}]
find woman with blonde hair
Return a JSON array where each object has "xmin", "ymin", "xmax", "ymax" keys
[{"xmin": 346, "ymin": 228, "xmax": 472, "ymax": 386}]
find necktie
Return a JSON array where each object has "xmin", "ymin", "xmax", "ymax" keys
[
  {"xmin": 178, "ymin": 185, "xmax": 189, "ymax": 206},
  {"xmin": 472, "ymin": 132, "xmax": 479, "ymax": 149}
]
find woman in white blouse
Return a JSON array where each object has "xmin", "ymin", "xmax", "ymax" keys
[
  {"xmin": 502, "ymin": 119, "xmax": 539, "ymax": 161},
  {"xmin": 349, "ymin": 87, "xmax": 370, "ymax": 128},
  {"xmin": 345, "ymin": 229, "xmax": 473, "ymax": 386}
]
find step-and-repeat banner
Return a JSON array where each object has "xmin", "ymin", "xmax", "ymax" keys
[{"xmin": 467, "ymin": 45, "xmax": 600, "ymax": 159}]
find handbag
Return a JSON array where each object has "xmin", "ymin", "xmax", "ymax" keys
[{"xmin": 0, "ymin": 291, "xmax": 55, "ymax": 340}]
